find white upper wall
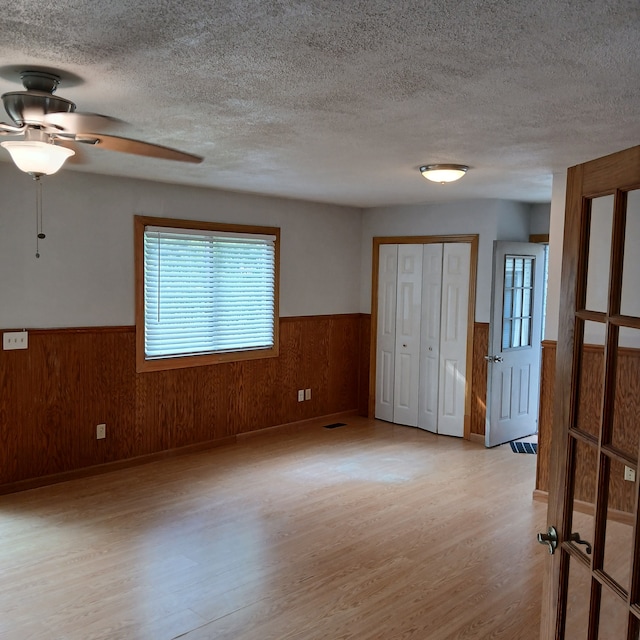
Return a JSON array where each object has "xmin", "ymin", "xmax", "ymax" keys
[
  {"xmin": 360, "ymin": 199, "xmax": 538, "ymax": 322},
  {"xmin": 529, "ymin": 203, "xmax": 551, "ymax": 236},
  {"xmin": 0, "ymin": 164, "xmax": 551, "ymax": 330},
  {"xmin": 0, "ymin": 167, "xmax": 362, "ymax": 329},
  {"xmin": 496, "ymin": 199, "xmax": 532, "ymax": 240},
  {"xmin": 545, "ymin": 172, "xmax": 567, "ymax": 341}
]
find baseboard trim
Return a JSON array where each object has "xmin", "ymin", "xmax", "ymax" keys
[
  {"xmin": 0, "ymin": 411, "xmax": 359, "ymax": 496},
  {"xmin": 533, "ymin": 489, "xmax": 548, "ymax": 503},
  {"xmin": 0, "ymin": 437, "xmax": 237, "ymax": 496},
  {"xmin": 237, "ymin": 409, "xmax": 359, "ymax": 440},
  {"xmin": 469, "ymin": 432, "xmax": 485, "ymax": 445}
]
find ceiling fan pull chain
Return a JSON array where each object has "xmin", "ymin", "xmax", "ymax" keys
[{"xmin": 33, "ymin": 175, "xmax": 45, "ymax": 258}]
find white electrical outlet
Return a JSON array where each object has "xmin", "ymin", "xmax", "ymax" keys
[
  {"xmin": 624, "ymin": 466, "xmax": 636, "ymax": 482},
  {"xmin": 3, "ymin": 330, "xmax": 28, "ymax": 350},
  {"xmin": 305, "ymin": 388, "xmax": 311, "ymax": 400},
  {"xmin": 96, "ymin": 423, "xmax": 106, "ymax": 439},
  {"xmin": 297, "ymin": 389, "xmax": 304, "ymax": 402}
]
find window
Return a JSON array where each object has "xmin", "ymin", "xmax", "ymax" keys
[
  {"xmin": 501, "ymin": 255, "xmax": 535, "ymax": 350},
  {"xmin": 135, "ymin": 216, "xmax": 279, "ymax": 372}
]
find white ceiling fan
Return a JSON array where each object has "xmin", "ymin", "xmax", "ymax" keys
[
  {"xmin": 0, "ymin": 68, "xmax": 204, "ymax": 258},
  {"xmin": 0, "ymin": 68, "xmax": 203, "ymax": 176}
]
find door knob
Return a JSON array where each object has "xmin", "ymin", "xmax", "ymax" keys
[
  {"xmin": 569, "ymin": 532, "xmax": 592, "ymax": 555},
  {"xmin": 537, "ymin": 526, "xmax": 558, "ymax": 554},
  {"xmin": 484, "ymin": 355, "xmax": 504, "ymax": 363}
]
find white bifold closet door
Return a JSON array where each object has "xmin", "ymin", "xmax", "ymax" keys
[{"xmin": 375, "ymin": 242, "xmax": 470, "ymax": 437}]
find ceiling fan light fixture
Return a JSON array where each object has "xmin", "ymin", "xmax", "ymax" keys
[
  {"xmin": 420, "ymin": 164, "xmax": 469, "ymax": 184},
  {"xmin": 1, "ymin": 140, "xmax": 75, "ymax": 175}
]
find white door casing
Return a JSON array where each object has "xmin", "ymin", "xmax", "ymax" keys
[
  {"xmin": 375, "ymin": 244, "xmax": 398, "ymax": 422},
  {"xmin": 486, "ymin": 241, "xmax": 544, "ymax": 447}
]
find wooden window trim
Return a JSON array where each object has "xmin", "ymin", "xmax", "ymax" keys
[
  {"xmin": 529, "ymin": 233, "xmax": 549, "ymax": 244},
  {"xmin": 134, "ymin": 215, "xmax": 280, "ymax": 373}
]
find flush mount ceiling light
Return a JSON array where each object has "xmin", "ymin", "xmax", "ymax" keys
[
  {"xmin": 1, "ymin": 139, "xmax": 75, "ymax": 175},
  {"xmin": 419, "ymin": 164, "xmax": 469, "ymax": 184}
]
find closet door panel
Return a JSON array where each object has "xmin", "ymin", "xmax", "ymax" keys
[
  {"xmin": 393, "ymin": 244, "xmax": 423, "ymax": 427},
  {"xmin": 437, "ymin": 243, "xmax": 471, "ymax": 437},
  {"xmin": 375, "ymin": 244, "xmax": 398, "ymax": 422},
  {"xmin": 418, "ymin": 244, "xmax": 443, "ymax": 432}
]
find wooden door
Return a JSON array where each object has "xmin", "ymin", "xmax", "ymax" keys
[
  {"xmin": 541, "ymin": 147, "xmax": 640, "ymax": 638},
  {"xmin": 486, "ymin": 241, "xmax": 545, "ymax": 447}
]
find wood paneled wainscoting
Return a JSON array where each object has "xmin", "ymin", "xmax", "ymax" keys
[
  {"xmin": 0, "ymin": 314, "xmax": 370, "ymax": 493},
  {"xmin": 470, "ymin": 322, "xmax": 489, "ymax": 437}
]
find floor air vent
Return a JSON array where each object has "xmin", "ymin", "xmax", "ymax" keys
[{"xmin": 323, "ymin": 422, "xmax": 347, "ymax": 429}]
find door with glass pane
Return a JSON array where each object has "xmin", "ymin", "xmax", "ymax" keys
[
  {"xmin": 541, "ymin": 147, "xmax": 640, "ymax": 638},
  {"xmin": 486, "ymin": 241, "xmax": 544, "ymax": 447}
]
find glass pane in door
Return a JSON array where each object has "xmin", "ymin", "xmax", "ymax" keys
[
  {"xmin": 570, "ymin": 438, "xmax": 598, "ymax": 559},
  {"xmin": 603, "ymin": 457, "xmax": 636, "ymax": 592},
  {"xmin": 565, "ymin": 557, "xmax": 591, "ymax": 639},
  {"xmin": 502, "ymin": 255, "xmax": 534, "ymax": 350},
  {"xmin": 598, "ymin": 584, "xmax": 629, "ymax": 638},
  {"xmin": 611, "ymin": 327, "xmax": 640, "ymax": 459},
  {"xmin": 576, "ymin": 321, "xmax": 606, "ymax": 439},
  {"xmin": 585, "ymin": 195, "xmax": 614, "ymax": 313}
]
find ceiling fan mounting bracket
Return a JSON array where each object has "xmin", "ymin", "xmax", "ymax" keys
[
  {"xmin": 20, "ymin": 70, "xmax": 61, "ymax": 94},
  {"xmin": 2, "ymin": 70, "xmax": 77, "ymax": 127}
]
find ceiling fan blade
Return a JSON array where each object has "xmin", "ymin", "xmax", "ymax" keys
[
  {"xmin": 75, "ymin": 133, "xmax": 203, "ymax": 164},
  {"xmin": 0, "ymin": 121, "xmax": 26, "ymax": 135},
  {"xmin": 41, "ymin": 111, "xmax": 121, "ymax": 134}
]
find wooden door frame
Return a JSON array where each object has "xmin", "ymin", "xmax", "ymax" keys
[
  {"xmin": 541, "ymin": 146, "xmax": 640, "ymax": 637},
  {"xmin": 368, "ymin": 235, "xmax": 479, "ymax": 440}
]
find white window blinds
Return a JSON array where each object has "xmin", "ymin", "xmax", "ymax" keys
[{"xmin": 143, "ymin": 226, "xmax": 276, "ymax": 359}]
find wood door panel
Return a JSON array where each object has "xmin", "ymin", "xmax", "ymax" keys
[
  {"xmin": 581, "ymin": 146, "xmax": 640, "ymax": 196},
  {"xmin": 543, "ymin": 147, "xmax": 640, "ymax": 638}
]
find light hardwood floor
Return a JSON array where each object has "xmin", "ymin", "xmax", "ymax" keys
[{"xmin": 0, "ymin": 416, "xmax": 547, "ymax": 640}]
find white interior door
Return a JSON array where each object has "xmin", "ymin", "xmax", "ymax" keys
[
  {"xmin": 393, "ymin": 244, "xmax": 423, "ymax": 427},
  {"xmin": 418, "ymin": 244, "xmax": 443, "ymax": 433},
  {"xmin": 486, "ymin": 241, "xmax": 544, "ymax": 447},
  {"xmin": 376, "ymin": 241, "xmax": 470, "ymax": 436},
  {"xmin": 375, "ymin": 244, "xmax": 398, "ymax": 422},
  {"xmin": 437, "ymin": 243, "xmax": 471, "ymax": 437}
]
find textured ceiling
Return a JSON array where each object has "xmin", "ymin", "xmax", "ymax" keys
[{"xmin": 1, "ymin": 0, "xmax": 639, "ymax": 207}]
